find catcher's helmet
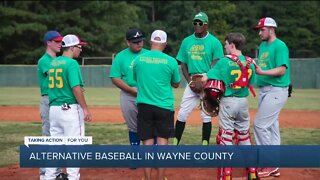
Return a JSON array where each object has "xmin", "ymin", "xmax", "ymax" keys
[{"xmin": 204, "ymin": 79, "xmax": 226, "ymax": 100}]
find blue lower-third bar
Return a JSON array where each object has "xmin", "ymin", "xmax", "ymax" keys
[{"xmin": 20, "ymin": 145, "xmax": 320, "ymax": 168}]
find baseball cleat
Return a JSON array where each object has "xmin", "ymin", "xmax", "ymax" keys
[
  {"xmin": 257, "ymin": 167, "xmax": 279, "ymax": 178},
  {"xmin": 217, "ymin": 168, "xmax": 232, "ymax": 180},
  {"xmin": 247, "ymin": 167, "xmax": 259, "ymax": 180}
]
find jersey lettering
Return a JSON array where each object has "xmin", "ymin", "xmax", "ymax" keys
[
  {"xmin": 49, "ymin": 68, "xmax": 64, "ymax": 88},
  {"xmin": 230, "ymin": 69, "xmax": 253, "ymax": 89},
  {"xmin": 225, "ymin": 54, "xmax": 256, "ymax": 97}
]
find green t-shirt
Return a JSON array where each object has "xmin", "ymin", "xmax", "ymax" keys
[
  {"xmin": 109, "ymin": 48, "xmax": 149, "ymax": 87},
  {"xmin": 256, "ymin": 38, "xmax": 290, "ymax": 87},
  {"xmin": 133, "ymin": 50, "xmax": 181, "ymax": 111},
  {"xmin": 37, "ymin": 53, "xmax": 54, "ymax": 96},
  {"xmin": 48, "ymin": 56, "xmax": 84, "ymax": 106},
  {"xmin": 206, "ymin": 55, "xmax": 256, "ymax": 97},
  {"xmin": 176, "ymin": 33, "xmax": 224, "ymax": 74}
]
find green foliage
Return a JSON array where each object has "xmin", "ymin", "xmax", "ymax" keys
[{"xmin": 0, "ymin": 1, "xmax": 320, "ymax": 64}]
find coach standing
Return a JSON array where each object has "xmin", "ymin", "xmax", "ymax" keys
[
  {"xmin": 133, "ymin": 30, "xmax": 180, "ymax": 180},
  {"xmin": 174, "ymin": 11, "xmax": 224, "ymax": 145},
  {"xmin": 253, "ymin": 17, "xmax": 290, "ymax": 178},
  {"xmin": 45, "ymin": 34, "xmax": 92, "ymax": 180},
  {"xmin": 37, "ymin": 30, "xmax": 63, "ymax": 180},
  {"xmin": 109, "ymin": 28, "xmax": 149, "ymax": 146}
]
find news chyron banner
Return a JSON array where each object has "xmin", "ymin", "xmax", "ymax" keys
[{"xmin": 21, "ymin": 137, "xmax": 320, "ymax": 168}]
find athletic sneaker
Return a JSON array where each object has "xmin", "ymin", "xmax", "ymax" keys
[
  {"xmin": 270, "ymin": 169, "xmax": 280, "ymax": 177},
  {"xmin": 258, "ymin": 167, "xmax": 280, "ymax": 178},
  {"xmin": 40, "ymin": 175, "xmax": 45, "ymax": 180}
]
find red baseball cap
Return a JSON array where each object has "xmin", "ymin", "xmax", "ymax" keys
[{"xmin": 253, "ymin": 17, "xmax": 277, "ymax": 30}]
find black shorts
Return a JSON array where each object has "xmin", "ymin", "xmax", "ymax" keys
[{"xmin": 137, "ymin": 103, "xmax": 174, "ymax": 141}]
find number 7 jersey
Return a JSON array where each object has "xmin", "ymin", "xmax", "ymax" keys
[
  {"xmin": 48, "ymin": 56, "xmax": 84, "ymax": 106},
  {"xmin": 206, "ymin": 55, "xmax": 256, "ymax": 97}
]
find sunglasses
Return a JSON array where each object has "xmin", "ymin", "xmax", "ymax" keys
[
  {"xmin": 193, "ymin": 22, "xmax": 206, "ymax": 26},
  {"xmin": 131, "ymin": 40, "xmax": 143, "ymax": 44},
  {"xmin": 74, "ymin": 45, "xmax": 82, "ymax": 49}
]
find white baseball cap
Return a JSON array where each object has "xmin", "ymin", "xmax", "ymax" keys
[
  {"xmin": 62, "ymin": 34, "xmax": 87, "ymax": 47},
  {"xmin": 150, "ymin": 30, "xmax": 167, "ymax": 43},
  {"xmin": 254, "ymin": 17, "xmax": 277, "ymax": 29}
]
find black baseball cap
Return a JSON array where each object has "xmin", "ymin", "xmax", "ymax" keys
[{"xmin": 126, "ymin": 28, "xmax": 145, "ymax": 42}]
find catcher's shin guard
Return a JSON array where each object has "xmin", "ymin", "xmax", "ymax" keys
[
  {"xmin": 216, "ymin": 127, "xmax": 233, "ymax": 145},
  {"xmin": 234, "ymin": 130, "xmax": 251, "ymax": 145},
  {"xmin": 216, "ymin": 128, "xmax": 233, "ymax": 180},
  {"xmin": 217, "ymin": 167, "xmax": 232, "ymax": 180},
  {"xmin": 246, "ymin": 168, "xmax": 259, "ymax": 180}
]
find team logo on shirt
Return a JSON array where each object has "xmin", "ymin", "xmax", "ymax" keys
[
  {"xmin": 190, "ymin": 45, "xmax": 204, "ymax": 60},
  {"xmin": 190, "ymin": 45, "xmax": 204, "ymax": 51},
  {"xmin": 258, "ymin": 52, "xmax": 269, "ymax": 68}
]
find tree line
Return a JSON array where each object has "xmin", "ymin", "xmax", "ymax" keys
[{"xmin": 0, "ymin": 1, "xmax": 319, "ymax": 64}]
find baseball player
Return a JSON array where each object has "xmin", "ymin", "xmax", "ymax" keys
[
  {"xmin": 109, "ymin": 28, "xmax": 149, "ymax": 146},
  {"xmin": 45, "ymin": 34, "xmax": 92, "ymax": 180},
  {"xmin": 133, "ymin": 30, "xmax": 180, "ymax": 180},
  {"xmin": 37, "ymin": 30, "xmax": 63, "ymax": 180},
  {"xmin": 253, "ymin": 17, "xmax": 290, "ymax": 178},
  {"xmin": 202, "ymin": 33, "xmax": 257, "ymax": 180},
  {"xmin": 174, "ymin": 12, "xmax": 224, "ymax": 145}
]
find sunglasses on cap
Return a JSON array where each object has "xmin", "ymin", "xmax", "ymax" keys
[{"xmin": 193, "ymin": 21, "xmax": 206, "ymax": 26}]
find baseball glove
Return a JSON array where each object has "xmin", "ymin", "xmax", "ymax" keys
[
  {"xmin": 201, "ymin": 95, "xmax": 220, "ymax": 117},
  {"xmin": 189, "ymin": 74, "xmax": 204, "ymax": 94}
]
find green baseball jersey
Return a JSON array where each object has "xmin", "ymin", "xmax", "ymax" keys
[
  {"xmin": 133, "ymin": 50, "xmax": 181, "ymax": 111},
  {"xmin": 48, "ymin": 56, "xmax": 84, "ymax": 106},
  {"xmin": 37, "ymin": 53, "xmax": 54, "ymax": 96},
  {"xmin": 109, "ymin": 48, "xmax": 149, "ymax": 87},
  {"xmin": 206, "ymin": 55, "xmax": 256, "ymax": 97},
  {"xmin": 256, "ymin": 38, "xmax": 290, "ymax": 87},
  {"xmin": 176, "ymin": 33, "xmax": 224, "ymax": 74}
]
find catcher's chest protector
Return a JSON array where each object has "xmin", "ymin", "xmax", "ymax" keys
[{"xmin": 225, "ymin": 54, "xmax": 256, "ymax": 97}]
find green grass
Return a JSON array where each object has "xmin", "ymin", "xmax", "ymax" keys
[
  {"xmin": 0, "ymin": 122, "xmax": 319, "ymax": 167},
  {"xmin": 0, "ymin": 87, "xmax": 319, "ymax": 110},
  {"xmin": 0, "ymin": 87, "xmax": 319, "ymax": 167}
]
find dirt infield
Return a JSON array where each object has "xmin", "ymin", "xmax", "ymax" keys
[
  {"xmin": 0, "ymin": 106, "xmax": 319, "ymax": 128},
  {"xmin": 0, "ymin": 106, "xmax": 319, "ymax": 179}
]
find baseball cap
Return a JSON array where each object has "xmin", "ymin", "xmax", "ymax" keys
[
  {"xmin": 150, "ymin": 30, "xmax": 167, "ymax": 43},
  {"xmin": 43, "ymin": 31, "xmax": 63, "ymax": 43},
  {"xmin": 126, "ymin": 28, "xmax": 145, "ymax": 42},
  {"xmin": 193, "ymin": 12, "xmax": 208, "ymax": 23},
  {"xmin": 62, "ymin": 34, "xmax": 87, "ymax": 47},
  {"xmin": 254, "ymin": 17, "xmax": 277, "ymax": 29}
]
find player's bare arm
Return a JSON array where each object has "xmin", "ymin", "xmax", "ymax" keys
[
  {"xmin": 255, "ymin": 65, "xmax": 287, "ymax": 76},
  {"xmin": 111, "ymin": 78, "xmax": 137, "ymax": 97},
  {"xmin": 180, "ymin": 63, "xmax": 191, "ymax": 83},
  {"xmin": 72, "ymin": 85, "xmax": 92, "ymax": 122},
  {"xmin": 171, "ymin": 82, "xmax": 180, "ymax": 88}
]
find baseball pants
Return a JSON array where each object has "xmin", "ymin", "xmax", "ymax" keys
[
  {"xmin": 254, "ymin": 86, "xmax": 288, "ymax": 145},
  {"xmin": 120, "ymin": 90, "xmax": 138, "ymax": 132},
  {"xmin": 177, "ymin": 84, "xmax": 211, "ymax": 123},
  {"xmin": 39, "ymin": 96, "xmax": 62, "ymax": 178},
  {"xmin": 219, "ymin": 97, "xmax": 251, "ymax": 145},
  {"xmin": 45, "ymin": 104, "xmax": 85, "ymax": 180}
]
